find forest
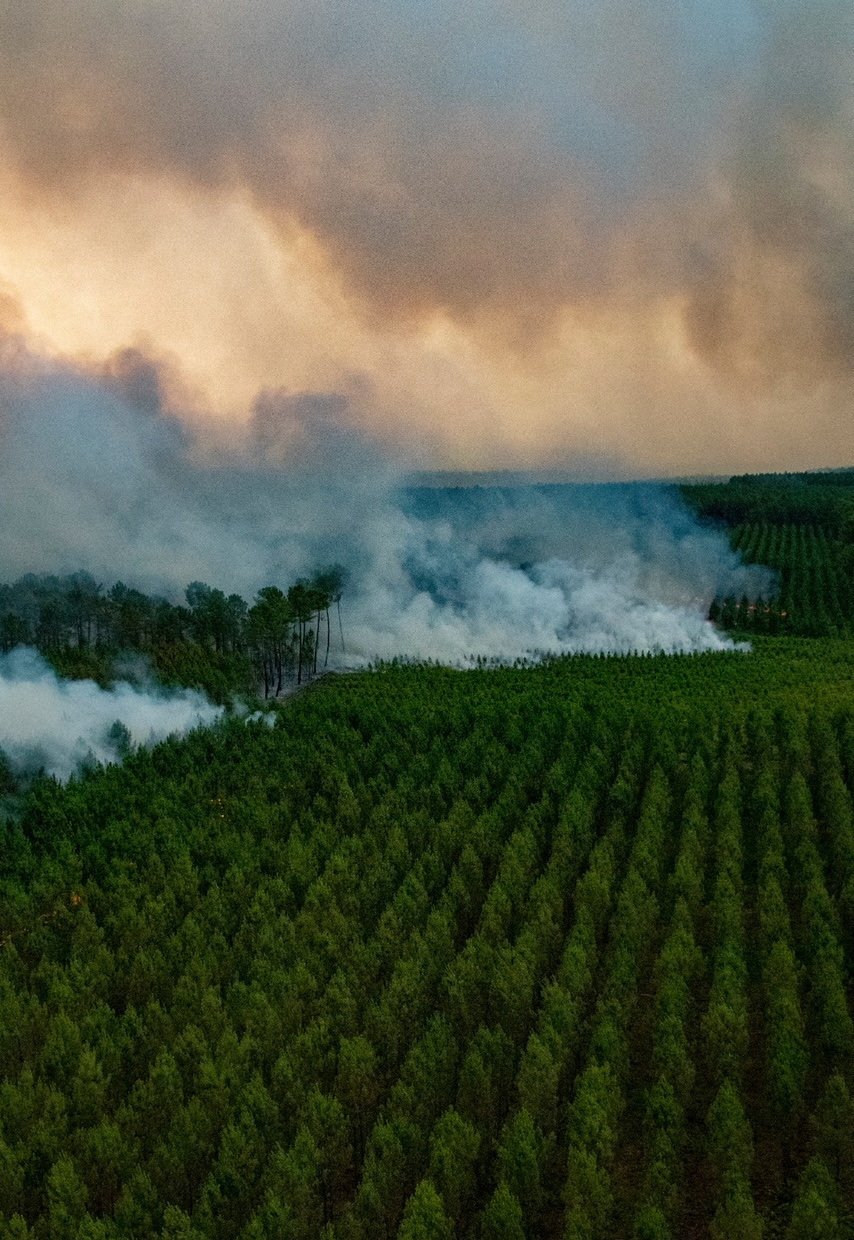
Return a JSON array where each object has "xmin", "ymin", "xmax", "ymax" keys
[
  {"xmin": 681, "ymin": 474, "xmax": 854, "ymax": 639},
  {"xmin": 1, "ymin": 473, "xmax": 854, "ymax": 1237},
  {"xmin": 0, "ymin": 568, "xmax": 347, "ymax": 703}
]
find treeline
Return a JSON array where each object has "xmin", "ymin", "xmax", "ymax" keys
[
  {"xmin": 710, "ymin": 523, "xmax": 854, "ymax": 638},
  {"xmin": 1, "ymin": 645, "xmax": 854, "ymax": 1237},
  {"xmin": 0, "ymin": 568, "xmax": 346, "ymax": 699},
  {"xmin": 681, "ymin": 471, "xmax": 854, "ymax": 537}
]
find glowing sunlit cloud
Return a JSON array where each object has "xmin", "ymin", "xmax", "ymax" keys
[{"xmin": 0, "ymin": 0, "xmax": 851, "ymax": 474}]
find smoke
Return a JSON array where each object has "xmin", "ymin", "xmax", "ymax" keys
[
  {"xmin": 0, "ymin": 646, "xmax": 221, "ymax": 781},
  {"xmin": 0, "ymin": 0, "xmax": 851, "ymax": 392},
  {"xmin": 0, "ymin": 332, "xmax": 397, "ymax": 593},
  {"xmin": 0, "ymin": 0, "xmax": 749, "ymax": 315},
  {"xmin": 0, "ymin": 329, "xmax": 773, "ymax": 668},
  {"xmin": 383, "ymin": 483, "xmax": 771, "ymax": 660},
  {"xmin": 684, "ymin": 0, "xmax": 854, "ymax": 385}
]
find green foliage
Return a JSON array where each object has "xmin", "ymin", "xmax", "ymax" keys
[
  {"xmin": 682, "ymin": 472, "xmax": 854, "ymax": 533},
  {"xmin": 1, "ymin": 566, "xmax": 346, "ymax": 702},
  {"xmin": 2, "ymin": 631, "xmax": 854, "ymax": 1235},
  {"xmin": 706, "ymin": 1084, "xmax": 762, "ymax": 1240},
  {"xmin": 786, "ymin": 1158, "xmax": 842, "ymax": 1240},
  {"xmin": 428, "ymin": 1108, "xmax": 480, "ymax": 1223},
  {"xmin": 398, "ymin": 1179, "xmax": 454, "ymax": 1240},
  {"xmin": 0, "ymin": 747, "xmax": 16, "ymax": 794},
  {"xmin": 480, "ymin": 1183, "xmax": 525, "ymax": 1240},
  {"xmin": 716, "ymin": 522, "xmax": 854, "ymax": 637},
  {"xmin": 680, "ymin": 473, "xmax": 854, "ymax": 636}
]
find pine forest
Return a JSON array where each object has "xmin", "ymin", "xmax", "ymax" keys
[{"xmin": 2, "ymin": 473, "xmax": 854, "ymax": 1238}]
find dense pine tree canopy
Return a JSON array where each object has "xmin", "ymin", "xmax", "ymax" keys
[
  {"xmin": 0, "ymin": 567, "xmax": 347, "ymax": 702},
  {"xmin": 1, "ymin": 473, "xmax": 854, "ymax": 1237}
]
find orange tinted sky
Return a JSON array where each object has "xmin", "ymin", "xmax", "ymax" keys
[{"xmin": 0, "ymin": 0, "xmax": 852, "ymax": 475}]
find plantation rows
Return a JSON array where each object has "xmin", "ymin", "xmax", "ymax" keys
[
  {"xmin": 681, "ymin": 474, "xmax": 854, "ymax": 536},
  {"xmin": 1, "ymin": 650, "xmax": 854, "ymax": 1237},
  {"xmin": 713, "ymin": 522, "xmax": 854, "ymax": 637}
]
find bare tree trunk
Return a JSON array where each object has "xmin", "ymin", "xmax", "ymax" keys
[
  {"xmin": 337, "ymin": 597, "xmax": 345, "ymax": 657},
  {"xmin": 324, "ymin": 607, "xmax": 331, "ymax": 667}
]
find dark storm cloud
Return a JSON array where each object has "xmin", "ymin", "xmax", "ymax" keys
[
  {"xmin": 684, "ymin": 0, "xmax": 854, "ymax": 383},
  {"xmin": 0, "ymin": 0, "xmax": 851, "ymax": 387}
]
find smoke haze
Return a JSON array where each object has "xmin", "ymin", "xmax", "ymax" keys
[
  {"xmin": 0, "ymin": 0, "xmax": 850, "ymax": 473},
  {"xmin": 0, "ymin": 328, "xmax": 772, "ymax": 670},
  {"xmin": 0, "ymin": 647, "xmax": 222, "ymax": 781}
]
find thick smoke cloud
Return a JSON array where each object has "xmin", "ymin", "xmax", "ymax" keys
[
  {"xmin": 0, "ymin": 330, "xmax": 772, "ymax": 665},
  {"xmin": 0, "ymin": 331, "xmax": 397, "ymax": 593},
  {"xmin": 0, "ymin": 647, "xmax": 221, "ymax": 780},
  {"xmin": 376, "ymin": 483, "xmax": 770, "ymax": 660},
  {"xmin": 0, "ymin": 0, "xmax": 851, "ymax": 390},
  {"xmin": 684, "ymin": 1, "xmax": 854, "ymax": 384}
]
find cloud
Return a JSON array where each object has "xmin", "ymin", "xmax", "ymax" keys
[
  {"xmin": 684, "ymin": 0, "xmax": 854, "ymax": 385},
  {"xmin": 0, "ymin": 0, "xmax": 850, "ymax": 366},
  {"xmin": 0, "ymin": 2, "xmax": 850, "ymax": 474}
]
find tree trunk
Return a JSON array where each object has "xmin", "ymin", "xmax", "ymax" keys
[{"xmin": 337, "ymin": 597, "xmax": 345, "ymax": 657}]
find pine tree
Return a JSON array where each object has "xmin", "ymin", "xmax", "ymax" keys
[
  {"xmin": 397, "ymin": 1180, "xmax": 454, "ymax": 1240},
  {"xmin": 480, "ymin": 1183, "xmax": 526, "ymax": 1240},
  {"xmin": 786, "ymin": 1158, "xmax": 841, "ymax": 1240}
]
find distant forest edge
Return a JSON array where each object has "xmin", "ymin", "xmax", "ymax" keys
[
  {"xmin": 681, "ymin": 468, "xmax": 854, "ymax": 533},
  {"xmin": 0, "ymin": 569, "xmax": 346, "ymax": 703}
]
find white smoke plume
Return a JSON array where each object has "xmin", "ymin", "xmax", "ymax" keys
[
  {"xmin": 358, "ymin": 483, "xmax": 771, "ymax": 661},
  {"xmin": 0, "ymin": 333, "xmax": 773, "ymax": 670},
  {"xmin": 0, "ymin": 647, "xmax": 222, "ymax": 780}
]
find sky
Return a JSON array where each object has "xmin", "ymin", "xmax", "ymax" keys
[{"xmin": 0, "ymin": 0, "xmax": 852, "ymax": 477}]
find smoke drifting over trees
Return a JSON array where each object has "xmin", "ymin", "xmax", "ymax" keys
[
  {"xmin": 0, "ymin": 647, "xmax": 221, "ymax": 780},
  {"xmin": 0, "ymin": 329, "xmax": 772, "ymax": 667}
]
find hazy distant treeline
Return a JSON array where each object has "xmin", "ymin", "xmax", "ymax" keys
[
  {"xmin": 0, "ymin": 568, "xmax": 346, "ymax": 699},
  {"xmin": 682, "ymin": 472, "xmax": 854, "ymax": 534}
]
